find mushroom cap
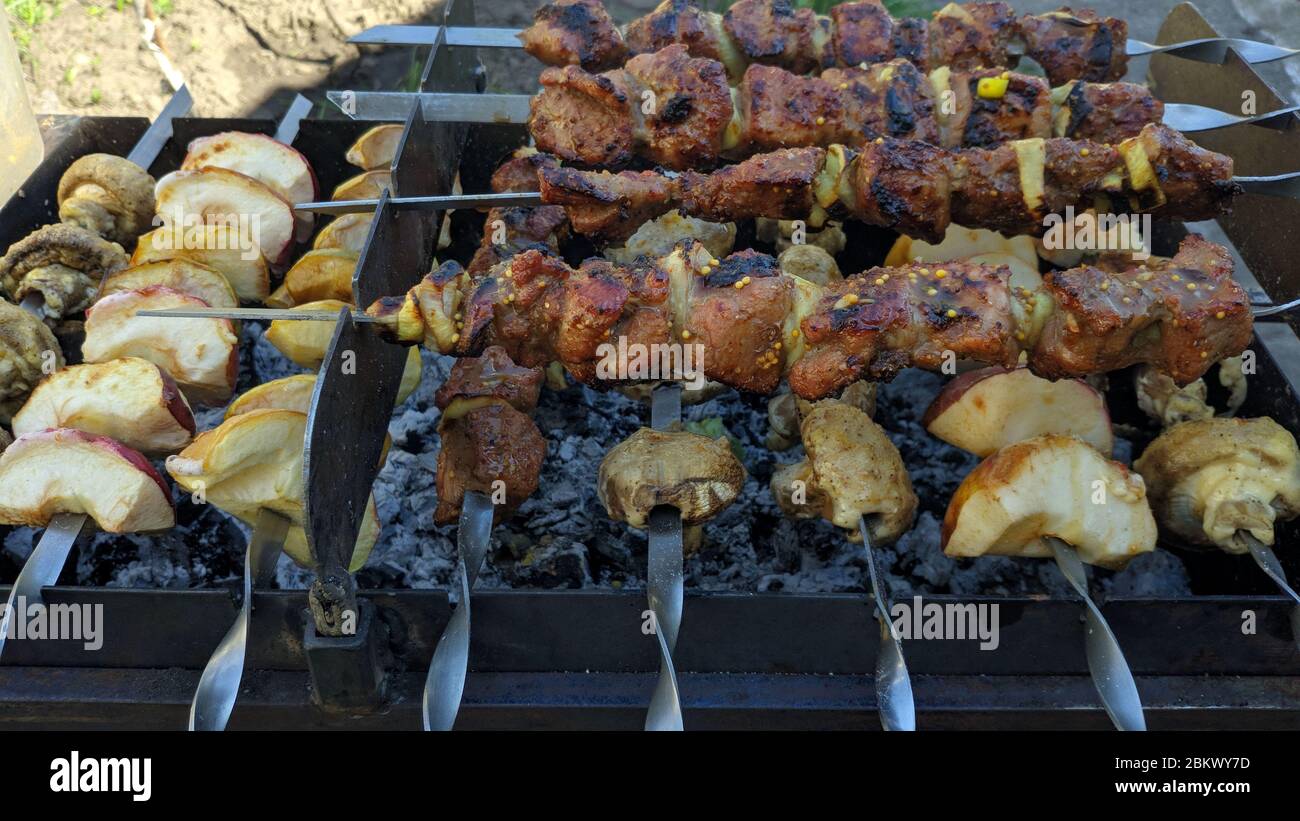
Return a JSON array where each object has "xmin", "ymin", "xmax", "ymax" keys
[
  {"xmin": 0, "ymin": 298, "xmax": 65, "ymax": 423},
  {"xmin": 57, "ymin": 153, "xmax": 156, "ymax": 245},
  {"xmin": 1134, "ymin": 417, "xmax": 1300, "ymax": 553},
  {"xmin": 598, "ymin": 427, "xmax": 745, "ymax": 528},
  {"xmin": 0, "ymin": 223, "xmax": 128, "ymax": 299},
  {"xmin": 943, "ymin": 434, "xmax": 1158, "ymax": 569}
]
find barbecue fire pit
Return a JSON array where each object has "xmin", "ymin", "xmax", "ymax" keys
[{"xmin": 1, "ymin": 0, "xmax": 1299, "ymax": 731}]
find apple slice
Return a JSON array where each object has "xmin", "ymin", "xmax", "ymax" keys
[
  {"xmin": 312, "ymin": 213, "xmax": 374, "ymax": 254},
  {"xmin": 133, "ymin": 224, "xmax": 270, "ymax": 302},
  {"xmin": 82, "ymin": 286, "xmax": 239, "ymax": 405},
  {"xmin": 346, "ymin": 124, "xmax": 403, "ymax": 170},
  {"xmin": 275, "ymin": 249, "xmax": 357, "ymax": 307},
  {"xmin": 332, "ymin": 170, "xmax": 391, "ymax": 202},
  {"xmin": 226, "ymin": 374, "xmax": 318, "ymax": 418},
  {"xmin": 885, "ymin": 223, "xmax": 1040, "ymax": 271},
  {"xmin": 0, "ymin": 428, "xmax": 175, "ymax": 532},
  {"xmin": 165, "ymin": 408, "xmax": 378, "ymax": 571},
  {"xmin": 101, "ymin": 259, "xmax": 238, "ymax": 310},
  {"xmin": 942, "ymin": 434, "xmax": 1156, "ymax": 569},
  {"xmin": 12, "ymin": 357, "xmax": 195, "ymax": 455},
  {"xmin": 923, "ymin": 366, "xmax": 1113, "ymax": 457},
  {"xmin": 182, "ymin": 131, "xmax": 319, "ymax": 242},
  {"xmin": 155, "ymin": 167, "xmax": 296, "ymax": 266},
  {"xmin": 265, "ymin": 299, "xmax": 422, "ymax": 403}
]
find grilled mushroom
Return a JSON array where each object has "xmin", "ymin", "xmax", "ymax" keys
[
  {"xmin": 598, "ymin": 427, "xmax": 746, "ymax": 552},
  {"xmin": 943, "ymin": 434, "xmax": 1157, "ymax": 569},
  {"xmin": 766, "ymin": 379, "xmax": 876, "ymax": 451},
  {"xmin": 0, "ymin": 298, "xmax": 64, "ymax": 423},
  {"xmin": 771, "ymin": 402, "xmax": 914, "ymax": 544},
  {"xmin": 0, "ymin": 224, "xmax": 129, "ymax": 318},
  {"xmin": 1134, "ymin": 417, "xmax": 1300, "ymax": 554},
  {"xmin": 56, "ymin": 153, "xmax": 156, "ymax": 245},
  {"xmin": 0, "ymin": 427, "xmax": 11, "ymax": 453}
]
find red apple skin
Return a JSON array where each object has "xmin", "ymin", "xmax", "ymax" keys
[
  {"xmin": 156, "ymin": 167, "xmax": 296, "ymax": 267},
  {"xmin": 155, "ymin": 367, "xmax": 197, "ymax": 435},
  {"xmin": 12, "ymin": 428, "xmax": 173, "ymax": 504},
  {"xmin": 921, "ymin": 366, "xmax": 1015, "ymax": 429}
]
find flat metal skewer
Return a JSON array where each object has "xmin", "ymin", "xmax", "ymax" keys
[
  {"xmin": 858, "ymin": 518, "xmax": 915, "ymax": 731},
  {"xmin": 1238, "ymin": 531, "xmax": 1300, "ymax": 652},
  {"xmin": 189, "ymin": 509, "xmax": 290, "ymax": 730},
  {"xmin": 1045, "ymin": 536, "xmax": 1146, "ymax": 731},
  {"xmin": 646, "ymin": 383, "xmax": 685, "ymax": 731},
  {"xmin": 0, "ymin": 514, "xmax": 85, "ymax": 662},
  {"xmin": 348, "ymin": 22, "xmax": 1300, "ymax": 65},
  {"xmin": 424, "ymin": 489, "xmax": 495, "ymax": 731}
]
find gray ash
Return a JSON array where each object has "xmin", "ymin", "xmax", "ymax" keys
[{"xmin": 8, "ymin": 333, "xmax": 1190, "ymax": 600}]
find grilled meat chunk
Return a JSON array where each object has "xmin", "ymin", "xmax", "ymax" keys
[
  {"xmin": 1052, "ymin": 80, "xmax": 1163, "ymax": 141},
  {"xmin": 679, "ymin": 147, "xmax": 825, "ymax": 223},
  {"xmin": 723, "ymin": 0, "xmax": 832, "ymax": 75},
  {"xmin": 531, "ymin": 64, "xmax": 638, "ymax": 168},
  {"xmin": 830, "ymin": 1, "xmax": 896, "ymax": 67},
  {"xmin": 926, "ymin": 1, "xmax": 1016, "ymax": 72},
  {"xmin": 538, "ymin": 167, "xmax": 676, "ymax": 241},
  {"xmin": 626, "ymin": 0, "xmax": 738, "ymax": 76},
  {"xmin": 1018, "ymin": 8, "xmax": 1128, "ymax": 86},
  {"xmin": 433, "ymin": 346, "xmax": 546, "ymax": 524},
  {"xmin": 1032, "ymin": 235, "xmax": 1250, "ymax": 385},
  {"xmin": 625, "ymin": 44, "xmax": 734, "ymax": 168},
  {"xmin": 520, "ymin": 0, "xmax": 628, "ymax": 71}
]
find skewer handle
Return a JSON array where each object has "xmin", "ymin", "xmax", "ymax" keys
[
  {"xmin": 0, "ymin": 513, "xmax": 86, "ymax": 662},
  {"xmin": 423, "ymin": 490, "xmax": 494, "ymax": 731},
  {"xmin": 645, "ymin": 383, "xmax": 685, "ymax": 731},
  {"xmin": 188, "ymin": 509, "xmax": 290, "ymax": 731},
  {"xmin": 859, "ymin": 518, "xmax": 915, "ymax": 731},
  {"xmin": 1046, "ymin": 536, "xmax": 1146, "ymax": 731},
  {"xmin": 1239, "ymin": 531, "xmax": 1300, "ymax": 652}
]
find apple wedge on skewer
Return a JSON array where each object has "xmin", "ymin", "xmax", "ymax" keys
[
  {"xmin": 100, "ymin": 259, "xmax": 239, "ymax": 310},
  {"xmin": 154, "ymin": 167, "xmax": 296, "ymax": 267},
  {"xmin": 182, "ymin": 131, "xmax": 319, "ymax": 243},
  {"xmin": 346, "ymin": 124, "xmax": 403, "ymax": 171},
  {"xmin": 265, "ymin": 249, "xmax": 357, "ymax": 308},
  {"xmin": 312, "ymin": 213, "xmax": 374, "ymax": 254},
  {"xmin": 12, "ymin": 357, "xmax": 196, "ymax": 455},
  {"xmin": 165, "ymin": 408, "xmax": 379, "ymax": 571},
  {"xmin": 82, "ymin": 286, "xmax": 239, "ymax": 405},
  {"xmin": 923, "ymin": 366, "xmax": 1114, "ymax": 457},
  {"xmin": 133, "ymin": 223, "xmax": 270, "ymax": 303},
  {"xmin": 265, "ymin": 298, "xmax": 422, "ymax": 403},
  {"xmin": 0, "ymin": 428, "xmax": 175, "ymax": 532}
]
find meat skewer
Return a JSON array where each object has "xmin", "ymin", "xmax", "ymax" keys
[
  {"xmin": 533, "ymin": 123, "xmax": 1239, "ymax": 242},
  {"xmin": 145, "ymin": 233, "xmax": 1254, "ymax": 405},
  {"xmin": 525, "ymin": 45, "xmax": 1167, "ymax": 170},
  {"xmin": 513, "ymin": 0, "xmax": 1129, "ymax": 84}
]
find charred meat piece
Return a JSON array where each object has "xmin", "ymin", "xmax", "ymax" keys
[
  {"xmin": 626, "ymin": 0, "xmax": 737, "ymax": 76},
  {"xmin": 830, "ymin": 1, "xmax": 896, "ymax": 67},
  {"xmin": 434, "ymin": 345, "xmax": 544, "ymax": 413},
  {"xmin": 467, "ymin": 206, "xmax": 570, "ymax": 277},
  {"xmin": 1033, "ymin": 235, "xmax": 1251, "ymax": 385},
  {"xmin": 946, "ymin": 68, "xmax": 1052, "ymax": 149},
  {"xmin": 788, "ymin": 259, "xmax": 1020, "ymax": 399},
  {"xmin": 926, "ymin": 2, "xmax": 1016, "ymax": 73},
  {"xmin": 531, "ymin": 64, "xmax": 638, "ymax": 168},
  {"xmin": 538, "ymin": 166, "xmax": 676, "ymax": 241},
  {"xmin": 679, "ymin": 147, "xmax": 826, "ymax": 223},
  {"xmin": 520, "ymin": 0, "xmax": 628, "ymax": 71},
  {"xmin": 723, "ymin": 0, "xmax": 832, "ymax": 75},
  {"xmin": 1052, "ymin": 80, "xmax": 1163, "ymax": 141},
  {"xmin": 1018, "ymin": 8, "xmax": 1128, "ymax": 86}
]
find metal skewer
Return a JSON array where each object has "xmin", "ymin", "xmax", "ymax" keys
[
  {"xmin": 646, "ymin": 383, "xmax": 685, "ymax": 731},
  {"xmin": 187, "ymin": 95, "xmax": 312, "ymax": 732},
  {"xmin": 424, "ymin": 490, "xmax": 494, "ymax": 730},
  {"xmin": 858, "ymin": 518, "xmax": 915, "ymax": 731},
  {"xmin": 188, "ymin": 509, "xmax": 291, "ymax": 730},
  {"xmin": 348, "ymin": 22, "xmax": 1300, "ymax": 66},
  {"xmin": 328, "ymin": 88, "xmax": 1299, "ymax": 135},
  {"xmin": 1045, "ymin": 536, "xmax": 1146, "ymax": 731},
  {"xmin": 0, "ymin": 514, "xmax": 84, "ymax": 662},
  {"xmin": 1238, "ymin": 531, "xmax": 1300, "ymax": 652}
]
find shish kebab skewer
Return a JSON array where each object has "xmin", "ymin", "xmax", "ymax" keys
[
  {"xmin": 357, "ymin": 0, "xmax": 1300, "ymax": 85},
  {"xmin": 338, "ymin": 47, "xmax": 1298, "ymax": 169},
  {"xmin": 297, "ymin": 124, "xmax": 1293, "ymax": 247},
  {"xmin": 141, "ymin": 232, "xmax": 1254, "ymax": 403}
]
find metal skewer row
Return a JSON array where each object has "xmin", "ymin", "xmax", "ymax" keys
[{"xmin": 0, "ymin": 85, "xmax": 194, "ymax": 665}]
